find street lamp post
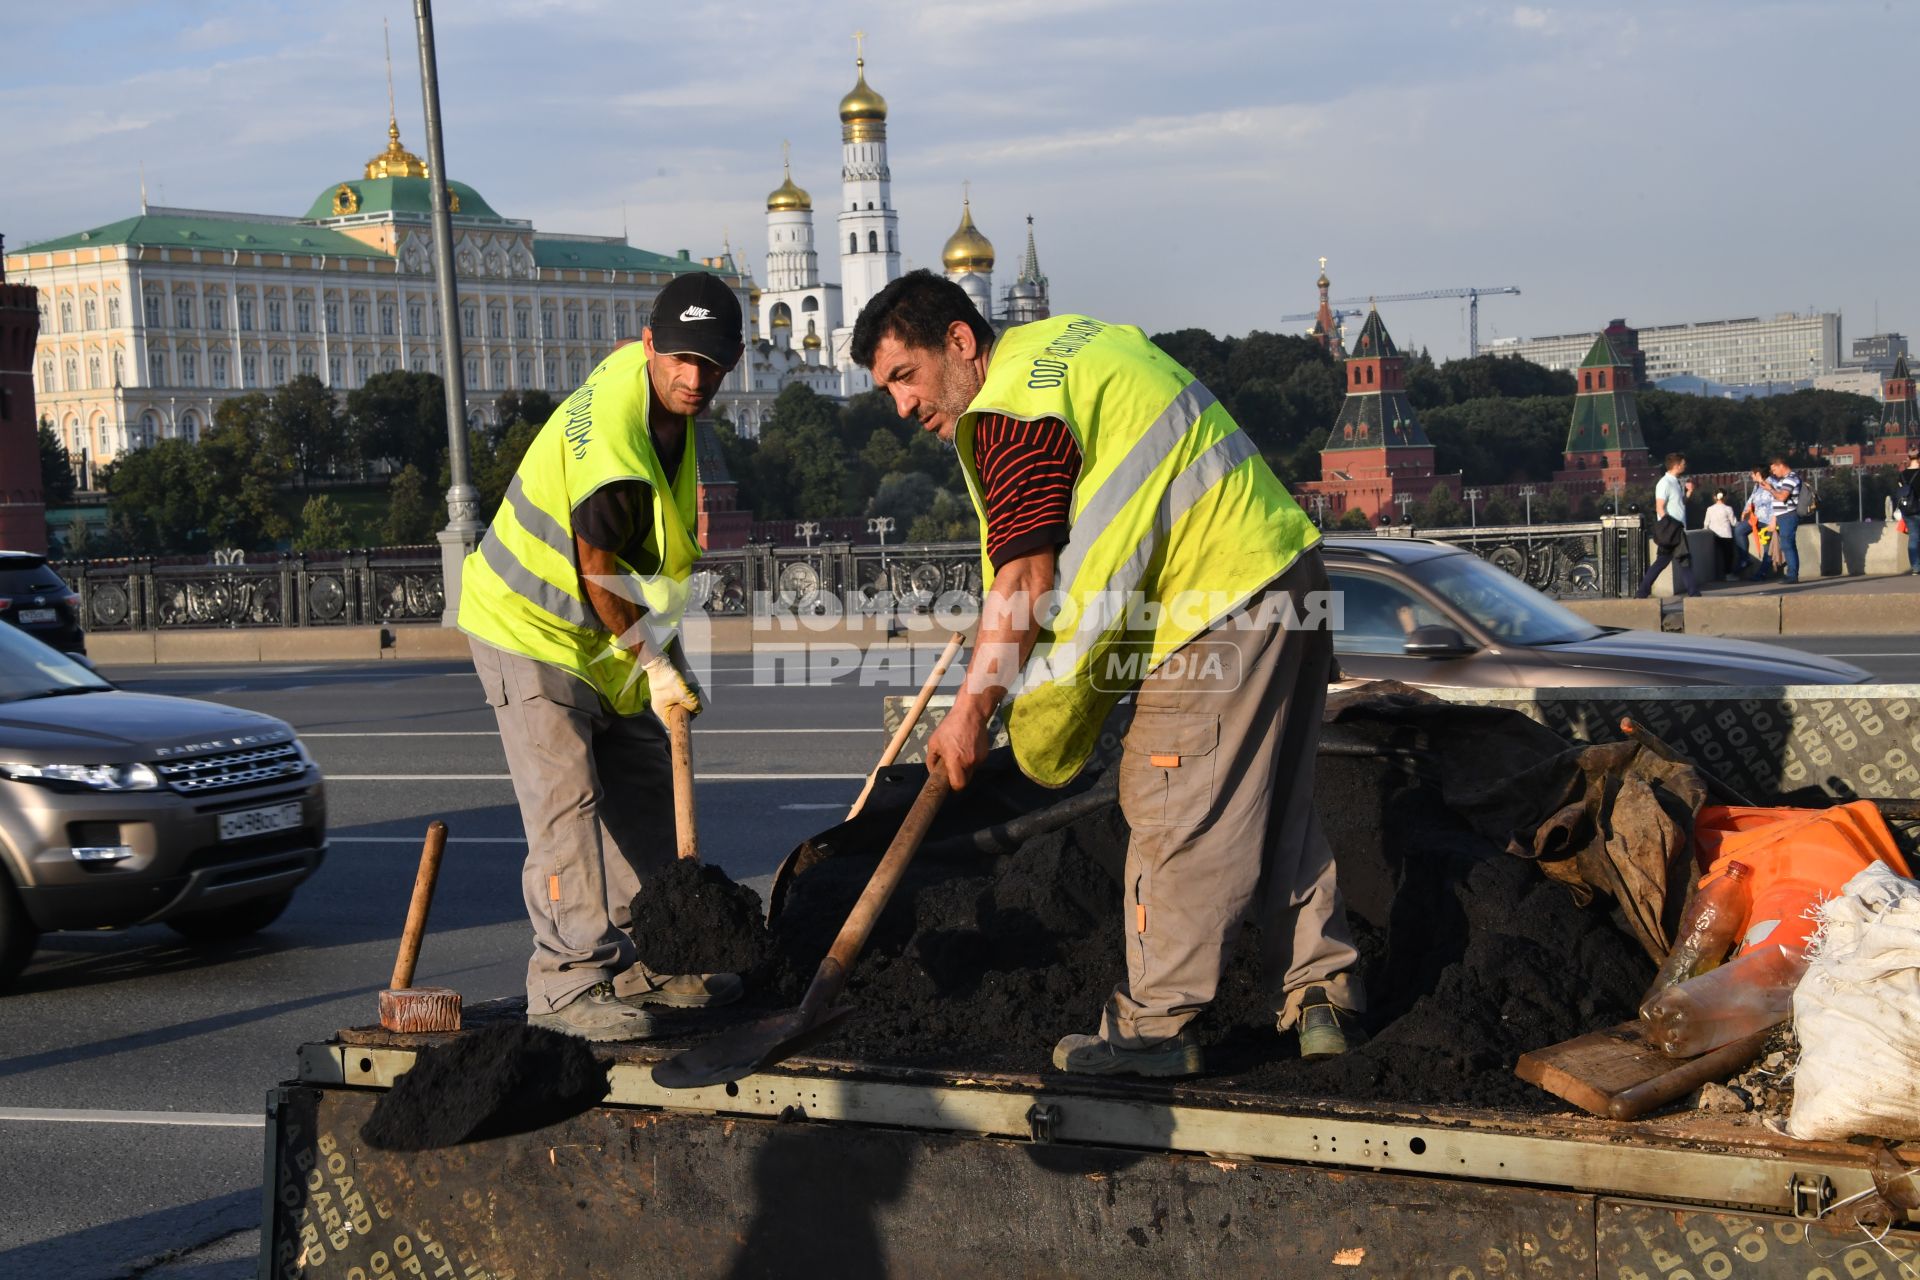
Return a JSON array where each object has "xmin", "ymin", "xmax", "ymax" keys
[
  {"xmin": 1856, "ymin": 465, "xmax": 1866, "ymax": 522},
  {"xmin": 1463, "ymin": 487, "xmax": 1483, "ymax": 528},
  {"xmin": 412, "ymin": 0, "xmax": 482, "ymax": 626},
  {"xmin": 795, "ymin": 521, "xmax": 821, "ymax": 548},
  {"xmin": 1394, "ymin": 492, "xmax": 1414, "ymax": 527},
  {"xmin": 1518, "ymin": 485, "xmax": 1538, "ymax": 527},
  {"xmin": 1308, "ymin": 492, "xmax": 1328, "ymax": 527}
]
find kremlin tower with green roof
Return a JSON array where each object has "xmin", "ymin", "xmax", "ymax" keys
[{"xmin": 1552, "ymin": 327, "xmax": 1655, "ymax": 494}]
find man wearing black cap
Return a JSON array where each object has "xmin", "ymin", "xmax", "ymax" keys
[{"xmin": 459, "ymin": 271, "xmax": 745, "ymax": 1041}]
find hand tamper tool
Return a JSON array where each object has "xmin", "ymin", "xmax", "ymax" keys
[{"xmin": 378, "ymin": 820, "xmax": 462, "ymax": 1033}]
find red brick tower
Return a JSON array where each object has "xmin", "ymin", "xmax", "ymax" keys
[
  {"xmin": 693, "ymin": 420, "xmax": 752, "ymax": 550},
  {"xmin": 0, "ymin": 237, "xmax": 45, "ymax": 553},
  {"xmin": 1552, "ymin": 330, "xmax": 1655, "ymax": 496},
  {"xmin": 1295, "ymin": 307, "xmax": 1452, "ymax": 523},
  {"xmin": 1308, "ymin": 258, "xmax": 1345, "ymax": 358},
  {"xmin": 1865, "ymin": 355, "xmax": 1917, "ymax": 467}
]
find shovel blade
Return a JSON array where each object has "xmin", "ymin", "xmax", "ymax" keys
[{"xmin": 651, "ymin": 1005, "xmax": 854, "ymax": 1090}]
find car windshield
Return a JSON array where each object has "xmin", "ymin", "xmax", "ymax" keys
[
  {"xmin": 1419, "ymin": 553, "xmax": 1603, "ymax": 647},
  {"xmin": 0, "ymin": 621, "xmax": 111, "ymax": 702}
]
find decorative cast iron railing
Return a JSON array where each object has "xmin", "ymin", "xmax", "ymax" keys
[
  {"xmin": 53, "ymin": 521, "xmax": 1645, "ymax": 632},
  {"xmin": 1369, "ymin": 515, "xmax": 1646, "ymax": 599}
]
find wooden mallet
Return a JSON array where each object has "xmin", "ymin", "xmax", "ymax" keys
[{"xmin": 378, "ymin": 820, "xmax": 462, "ymax": 1033}]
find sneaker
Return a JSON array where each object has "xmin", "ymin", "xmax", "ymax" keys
[
  {"xmin": 612, "ymin": 965, "xmax": 743, "ymax": 1010},
  {"xmin": 1294, "ymin": 987, "xmax": 1349, "ymax": 1060},
  {"xmin": 1051, "ymin": 1028, "xmax": 1203, "ymax": 1078},
  {"xmin": 528, "ymin": 981, "xmax": 659, "ymax": 1043}
]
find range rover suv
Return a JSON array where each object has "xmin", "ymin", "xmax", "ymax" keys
[{"xmin": 0, "ymin": 621, "xmax": 327, "ymax": 989}]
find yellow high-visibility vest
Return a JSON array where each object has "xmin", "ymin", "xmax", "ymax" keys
[
  {"xmin": 955, "ymin": 315, "xmax": 1319, "ymax": 785},
  {"xmin": 458, "ymin": 342, "xmax": 700, "ymax": 716}
]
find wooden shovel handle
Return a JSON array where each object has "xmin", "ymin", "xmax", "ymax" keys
[
  {"xmin": 801, "ymin": 774, "xmax": 951, "ymax": 1018},
  {"xmin": 669, "ymin": 704, "xmax": 698, "ymax": 861},
  {"xmin": 847, "ymin": 631, "xmax": 965, "ymax": 820},
  {"xmin": 391, "ymin": 820, "xmax": 448, "ymax": 991}
]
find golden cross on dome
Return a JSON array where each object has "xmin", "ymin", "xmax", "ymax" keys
[
  {"xmin": 781, "ymin": 138, "xmax": 791, "ymax": 170},
  {"xmin": 853, "ymin": 29, "xmax": 866, "ymax": 65},
  {"xmin": 963, "ymin": 178, "xmax": 971, "ymax": 206},
  {"xmin": 1319, "ymin": 255, "xmax": 1327, "ymax": 272}
]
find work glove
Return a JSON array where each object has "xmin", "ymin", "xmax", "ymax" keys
[{"xmin": 643, "ymin": 653, "xmax": 702, "ymax": 720}]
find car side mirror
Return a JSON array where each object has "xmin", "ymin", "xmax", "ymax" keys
[{"xmin": 1403, "ymin": 625, "xmax": 1478, "ymax": 658}]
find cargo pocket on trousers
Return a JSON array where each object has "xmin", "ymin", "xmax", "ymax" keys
[
  {"xmin": 1118, "ymin": 709, "xmax": 1220, "ymax": 830},
  {"xmin": 473, "ymin": 647, "xmax": 510, "ymax": 708}
]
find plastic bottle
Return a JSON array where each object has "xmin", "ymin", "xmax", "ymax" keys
[
  {"xmin": 1641, "ymin": 944, "xmax": 1809, "ymax": 1058},
  {"xmin": 1638, "ymin": 862, "xmax": 1753, "ymax": 1018}
]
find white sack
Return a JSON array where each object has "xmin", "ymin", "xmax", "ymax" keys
[{"xmin": 1788, "ymin": 863, "xmax": 1920, "ymax": 1140}]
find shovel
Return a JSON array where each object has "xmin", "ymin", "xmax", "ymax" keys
[
  {"xmin": 668, "ymin": 703, "xmax": 698, "ymax": 861},
  {"xmin": 765, "ymin": 632, "xmax": 963, "ymax": 919},
  {"xmin": 652, "ymin": 773, "xmax": 952, "ymax": 1089}
]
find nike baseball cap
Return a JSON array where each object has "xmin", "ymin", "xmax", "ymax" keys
[{"xmin": 648, "ymin": 272, "xmax": 744, "ymax": 366}]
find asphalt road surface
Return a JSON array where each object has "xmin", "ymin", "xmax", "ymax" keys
[
  {"xmin": 2, "ymin": 636, "xmax": 1915, "ymax": 1275},
  {"xmin": 0, "ymin": 652, "xmax": 949, "ymax": 1278}
]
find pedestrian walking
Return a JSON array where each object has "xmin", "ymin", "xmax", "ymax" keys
[
  {"xmin": 853, "ymin": 270, "xmax": 1360, "ymax": 1077},
  {"xmin": 1897, "ymin": 445, "xmax": 1920, "ymax": 575},
  {"xmin": 457, "ymin": 272, "xmax": 747, "ymax": 1042},
  {"xmin": 1636, "ymin": 452, "xmax": 1699, "ymax": 598},
  {"xmin": 1703, "ymin": 489, "xmax": 1752, "ymax": 580},
  {"xmin": 1762, "ymin": 457, "xmax": 1808, "ymax": 584}
]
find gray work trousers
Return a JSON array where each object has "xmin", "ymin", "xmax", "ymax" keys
[
  {"xmin": 1099, "ymin": 547, "xmax": 1363, "ymax": 1048},
  {"xmin": 470, "ymin": 639, "xmax": 676, "ymax": 1013}
]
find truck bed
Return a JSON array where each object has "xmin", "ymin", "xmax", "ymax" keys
[{"xmin": 265, "ymin": 1001, "xmax": 1920, "ymax": 1279}]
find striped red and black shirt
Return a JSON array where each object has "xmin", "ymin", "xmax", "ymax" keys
[{"xmin": 973, "ymin": 414, "xmax": 1082, "ymax": 569}]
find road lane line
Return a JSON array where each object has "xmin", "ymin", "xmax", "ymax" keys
[
  {"xmin": 331, "ymin": 836, "xmax": 526, "ymax": 844},
  {"xmin": 780, "ymin": 803, "xmax": 850, "ymax": 811},
  {"xmin": 326, "ymin": 772, "xmax": 867, "ymax": 781},
  {"xmin": 0, "ymin": 1106, "xmax": 263, "ymax": 1128},
  {"xmin": 300, "ymin": 729, "xmax": 876, "ymax": 737}
]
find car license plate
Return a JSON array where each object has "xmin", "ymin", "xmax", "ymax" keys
[
  {"xmin": 218, "ymin": 801, "xmax": 302, "ymax": 842},
  {"xmin": 17, "ymin": 608, "xmax": 56, "ymax": 624}
]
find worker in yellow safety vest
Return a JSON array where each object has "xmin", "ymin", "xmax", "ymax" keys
[
  {"xmin": 852, "ymin": 270, "xmax": 1363, "ymax": 1077},
  {"xmin": 458, "ymin": 272, "xmax": 744, "ymax": 1042}
]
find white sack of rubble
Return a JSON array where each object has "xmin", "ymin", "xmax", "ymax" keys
[{"xmin": 1789, "ymin": 863, "xmax": 1920, "ymax": 1140}]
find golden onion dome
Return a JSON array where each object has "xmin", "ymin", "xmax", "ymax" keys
[
  {"xmin": 767, "ymin": 164, "xmax": 812, "ymax": 213},
  {"xmin": 802, "ymin": 332, "xmax": 822, "ymax": 350},
  {"xmin": 365, "ymin": 118, "xmax": 429, "ymax": 180},
  {"xmin": 771, "ymin": 311, "xmax": 792, "ymax": 328},
  {"xmin": 1317, "ymin": 269, "xmax": 1330, "ymax": 290},
  {"xmin": 839, "ymin": 58, "xmax": 888, "ymax": 122},
  {"xmin": 942, "ymin": 199, "xmax": 995, "ymax": 273},
  {"xmin": 748, "ymin": 281, "xmax": 763, "ymax": 302}
]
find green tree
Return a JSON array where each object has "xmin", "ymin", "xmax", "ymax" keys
[
  {"xmin": 470, "ymin": 420, "xmax": 539, "ymax": 522},
  {"xmin": 1334, "ymin": 508, "xmax": 1372, "ymax": 531},
  {"xmin": 293, "ymin": 494, "xmax": 353, "ymax": 552},
  {"xmin": 868, "ymin": 470, "xmax": 939, "ymax": 530},
  {"xmin": 1413, "ymin": 485, "xmax": 1465, "ymax": 528},
  {"xmin": 99, "ymin": 438, "xmax": 213, "ymax": 552},
  {"xmin": 752, "ymin": 384, "xmax": 857, "ymax": 518},
  {"xmin": 274, "ymin": 374, "xmax": 349, "ymax": 484},
  {"xmin": 906, "ymin": 489, "xmax": 978, "ymax": 543},
  {"xmin": 382, "ymin": 464, "xmax": 439, "ymax": 544},
  {"xmin": 38, "ymin": 421, "xmax": 76, "ymax": 505},
  {"xmin": 200, "ymin": 394, "xmax": 293, "ymax": 548},
  {"xmin": 347, "ymin": 370, "xmax": 447, "ymax": 475},
  {"xmin": 493, "ymin": 389, "xmax": 557, "ymax": 441}
]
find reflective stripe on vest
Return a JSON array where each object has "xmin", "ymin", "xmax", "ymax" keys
[
  {"xmin": 957, "ymin": 316, "xmax": 1317, "ymax": 785},
  {"xmin": 457, "ymin": 343, "xmax": 699, "ymax": 716}
]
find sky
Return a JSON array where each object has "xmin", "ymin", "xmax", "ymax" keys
[{"xmin": 3, "ymin": 0, "xmax": 1915, "ymax": 361}]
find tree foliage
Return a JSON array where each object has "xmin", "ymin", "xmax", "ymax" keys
[
  {"xmin": 293, "ymin": 494, "xmax": 354, "ymax": 552},
  {"xmin": 38, "ymin": 421, "xmax": 76, "ymax": 505},
  {"xmin": 347, "ymin": 370, "xmax": 447, "ymax": 475},
  {"xmin": 383, "ymin": 464, "xmax": 439, "ymax": 544}
]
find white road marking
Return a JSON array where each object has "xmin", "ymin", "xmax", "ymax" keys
[
  {"xmin": 299, "ymin": 729, "xmax": 876, "ymax": 737},
  {"xmin": 779, "ymin": 803, "xmax": 851, "ymax": 811},
  {"xmin": 330, "ymin": 836, "xmax": 526, "ymax": 844},
  {"xmin": 326, "ymin": 773, "xmax": 867, "ymax": 781},
  {"xmin": 0, "ymin": 1106, "xmax": 263, "ymax": 1129}
]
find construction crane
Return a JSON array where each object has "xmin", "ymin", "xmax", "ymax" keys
[{"xmin": 1279, "ymin": 285, "xmax": 1522, "ymax": 357}]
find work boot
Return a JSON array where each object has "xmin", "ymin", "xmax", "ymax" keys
[
  {"xmin": 1051, "ymin": 1028, "xmax": 1203, "ymax": 1078},
  {"xmin": 1294, "ymin": 986, "xmax": 1349, "ymax": 1060},
  {"xmin": 527, "ymin": 981, "xmax": 659, "ymax": 1043},
  {"xmin": 612, "ymin": 964, "xmax": 743, "ymax": 1010}
]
